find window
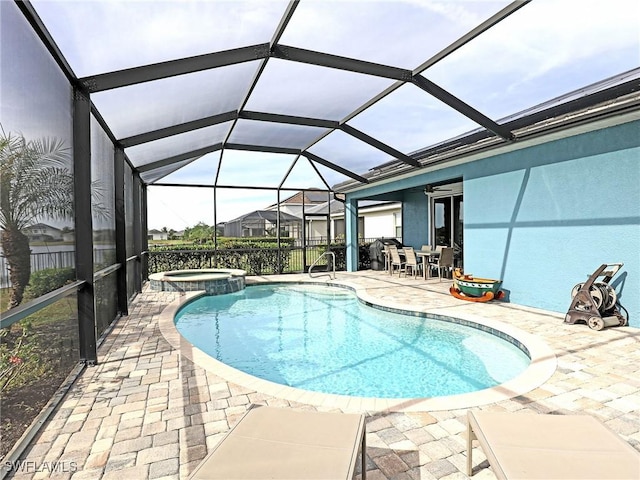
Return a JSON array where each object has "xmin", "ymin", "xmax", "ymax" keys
[{"xmin": 394, "ymin": 212, "xmax": 402, "ymax": 238}]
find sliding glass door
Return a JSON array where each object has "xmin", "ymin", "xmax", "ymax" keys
[{"xmin": 431, "ymin": 192, "xmax": 463, "ymax": 267}]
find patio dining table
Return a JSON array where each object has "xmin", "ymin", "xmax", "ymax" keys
[
  {"xmin": 382, "ymin": 248, "xmax": 440, "ymax": 278},
  {"xmin": 416, "ymin": 250, "xmax": 440, "ymax": 280}
]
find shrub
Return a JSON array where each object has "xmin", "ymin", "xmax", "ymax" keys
[
  {"xmin": 25, "ymin": 267, "xmax": 76, "ymax": 299},
  {"xmin": 0, "ymin": 320, "xmax": 48, "ymax": 393},
  {"xmin": 148, "ymin": 238, "xmax": 298, "ymax": 274}
]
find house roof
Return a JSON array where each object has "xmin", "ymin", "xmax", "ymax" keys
[
  {"xmin": 25, "ymin": 223, "xmax": 61, "ymax": 232},
  {"xmin": 305, "ymin": 199, "xmax": 399, "ymax": 215},
  {"xmin": 267, "ymin": 191, "xmax": 329, "ymax": 209},
  {"xmin": 226, "ymin": 210, "xmax": 302, "ymax": 224}
]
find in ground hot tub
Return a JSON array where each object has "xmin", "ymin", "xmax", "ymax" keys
[{"xmin": 149, "ymin": 268, "xmax": 246, "ymax": 295}]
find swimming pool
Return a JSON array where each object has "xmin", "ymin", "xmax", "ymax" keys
[{"xmin": 174, "ymin": 284, "xmax": 530, "ymax": 398}]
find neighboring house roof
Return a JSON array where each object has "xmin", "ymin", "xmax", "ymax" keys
[
  {"xmin": 305, "ymin": 199, "xmax": 345, "ymax": 215},
  {"xmin": 25, "ymin": 223, "xmax": 61, "ymax": 232},
  {"xmin": 266, "ymin": 191, "xmax": 329, "ymax": 209},
  {"xmin": 305, "ymin": 200, "xmax": 399, "ymax": 216},
  {"xmin": 148, "ymin": 229, "xmax": 163, "ymax": 234},
  {"xmin": 226, "ymin": 210, "xmax": 302, "ymax": 224}
]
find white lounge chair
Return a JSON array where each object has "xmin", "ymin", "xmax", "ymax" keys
[
  {"xmin": 467, "ymin": 410, "xmax": 640, "ymax": 479},
  {"xmin": 189, "ymin": 405, "xmax": 366, "ymax": 480}
]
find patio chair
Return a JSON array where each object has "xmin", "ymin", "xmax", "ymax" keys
[
  {"xmin": 189, "ymin": 405, "xmax": 367, "ymax": 480},
  {"xmin": 428, "ymin": 246, "xmax": 454, "ymax": 281},
  {"xmin": 403, "ymin": 247, "xmax": 422, "ymax": 278},
  {"xmin": 466, "ymin": 410, "xmax": 639, "ymax": 479},
  {"xmin": 388, "ymin": 245, "xmax": 406, "ymax": 276}
]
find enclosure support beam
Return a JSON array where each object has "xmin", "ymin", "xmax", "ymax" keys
[
  {"xmin": 303, "ymin": 152, "xmax": 369, "ymax": 184},
  {"xmin": 301, "ymin": 192, "xmax": 307, "ymax": 271},
  {"xmin": 276, "ymin": 189, "xmax": 282, "ymax": 274},
  {"xmin": 272, "ymin": 45, "xmax": 413, "ymax": 81},
  {"xmin": 120, "ymin": 111, "xmax": 237, "ymax": 148},
  {"xmin": 340, "ymin": 124, "xmax": 419, "ymax": 167},
  {"xmin": 81, "ymin": 43, "xmax": 271, "ymax": 92},
  {"xmin": 114, "ymin": 148, "xmax": 128, "ymax": 315},
  {"xmin": 133, "ymin": 174, "xmax": 143, "ymax": 293},
  {"xmin": 240, "ymin": 111, "xmax": 338, "ymax": 129},
  {"xmin": 412, "ymin": 75, "xmax": 515, "ymax": 141},
  {"xmin": 73, "ymin": 89, "xmax": 97, "ymax": 365},
  {"xmin": 141, "ymin": 184, "xmax": 149, "ymax": 282},
  {"xmin": 136, "ymin": 144, "xmax": 223, "ymax": 173},
  {"xmin": 326, "ymin": 191, "xmax": 332, "ymax": 243},
  {"xmin": 344, "ymin": 197, "xmax": 359, "ymax": 272}
]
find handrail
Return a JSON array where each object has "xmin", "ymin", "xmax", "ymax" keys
[
  {"xmin": 0, "ymin": 280, "xmax": 85, "ymax": 329},
  {"xmin": 125, "ymin": 254, "xmax": 139, "ymax": 263},
  {"xmin": 308, "ymin": 251, "xmax": 336, "ymax": 280},
  {"xmin": 93, "ymin": 263, "xmax": 121, "ymax": 281}
]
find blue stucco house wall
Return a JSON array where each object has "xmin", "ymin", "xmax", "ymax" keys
[{"xmin": 345, "ymin": 119, "xmax": 640, "ymax": 327}]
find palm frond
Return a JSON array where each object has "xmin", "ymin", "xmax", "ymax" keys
[{"xmin": 0, "ymin": 130, "xmax": 73, "ymax": 231}]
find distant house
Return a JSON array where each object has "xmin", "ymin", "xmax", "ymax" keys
[
  {"xmin": 228, "ymin": 191, "xmax": 400, "ymax": 242},
  {"xmin": 223, "ymin": 210, "xmax": 302, "ymax": 238},
  {"xmin": 305, "ymin": 200, "xmax": 401, "ymax": 242},
  {"xmin": 147, "ymin": 229, "xmax": 168, "ymax": 241},
  {"xmin": 62, "ymin": 230, "xmax": 75, "ymax": 242},
  {"xmin": 24, "ymin": 223, "xmax": 63, "ymax": 242}
]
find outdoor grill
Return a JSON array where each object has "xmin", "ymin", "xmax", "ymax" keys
[{"xmin": 369, "ymin": 238, "xmax": 403, "ymax": 271}]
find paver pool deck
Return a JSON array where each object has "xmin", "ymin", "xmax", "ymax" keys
[{"xmin": 6, "ymin": 271, "xmax": 640, "ymax": 480}]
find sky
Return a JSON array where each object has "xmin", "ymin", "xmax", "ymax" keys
[{"xmin": 2, "ymin": 0, "xmax": 638, "ymax": 231}]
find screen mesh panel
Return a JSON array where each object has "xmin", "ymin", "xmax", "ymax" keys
[
  {"xmin": 91, "ymin": 116, "xmax": 116, "ymax": 271},
  {"xmin": 22, "ymin": 0, "xmax": 639, "ymax": 189},
  {"xmin": 147, "ymin": 186, "xmax": 217, "ymax": 231},
  {"xmin": 127, "ymin": 122, "xmax": 232, "ymax": 168},
  {"xmin": 279, "ymin": 1, "xmax": 511, "ymax": 69},
  {"xmin": 91, "ymin": 62, "xmax": 261, "ymax": 139},
  {"xmin": 227, "ymin": 119, "xmax": 329, "ymax": 150},
  {"xmin": 424, "ymin": 1, "xmax": 640, "ymax": 120},
  {"xmin": 0, "ymin": 1, "xmax": 76, "ymax": 302},
  {"xmin": 215, "ymin": 188, "xmax": 279, "ymax": 225},
  {"xmin": 216, "ymin": 151, "xmax": 298, "ymax": 188},
  {"xmin": 244, "ymin": 59, "xmax": 395, "ymax": 120},
  {"xmin": 309, "ymin": 130, "xmax": 391, "ymax": 174},
  {"xmin": 31, "ymin": 0, "xmax": 290, "ymax": 77},
  {"xmin": 347, "ymin": 83, "xmax": 479, "ymax": 154},
  {"xmin": 280, "ymin": 157, "xmax": 331, "ymax": 190},
  {"xmin": 156, "ymin": 153, "xmax": 222, "ymax": 186}
]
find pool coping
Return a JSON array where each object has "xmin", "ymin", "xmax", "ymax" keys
[
  {"xmin": 149, "ymin": 268, "xmax": 247, "ymax": 283},
  {"xmin": 158, "ymin": 280, "xmax": 557, "ymax": 413}
]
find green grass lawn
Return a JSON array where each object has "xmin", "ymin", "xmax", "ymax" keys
[
  {"xmin": 0, "ymin": 288, "xmax": 10, "ymax": 313},
  {"xmin": 1, "ymin": 287, "xmax": 77, "ymax": 326}
]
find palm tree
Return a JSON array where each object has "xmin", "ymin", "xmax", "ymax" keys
[{"xmin": 0, "ymin": 129, "xmax": 74, "ymax": 308}]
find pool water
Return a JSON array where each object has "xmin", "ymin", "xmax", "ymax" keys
[{"xmin": 175, "ymin": 284, "xmax": 530, "ymax": 398}]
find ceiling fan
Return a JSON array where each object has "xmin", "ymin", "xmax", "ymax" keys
[{"xmin": 423, "ymin": 184, "xmax": 453, "ymax": 195}]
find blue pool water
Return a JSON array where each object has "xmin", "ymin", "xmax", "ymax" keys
[{"xmin": 175, "ymin": 284, "xmax": 530, "ymax": 398}]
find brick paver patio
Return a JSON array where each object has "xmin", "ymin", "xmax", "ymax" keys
[{"xmin": 5, "ymin": 271, "xmax": 640, "ymax": 479}]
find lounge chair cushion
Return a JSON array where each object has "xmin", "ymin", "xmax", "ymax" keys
[
  {"xmin": 189, "ymin": 405, "xmax": 366, "ymax": 480},
  {"xmin": 467, "ymin": 411, "xmax": 639, "ymax": 479}
]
